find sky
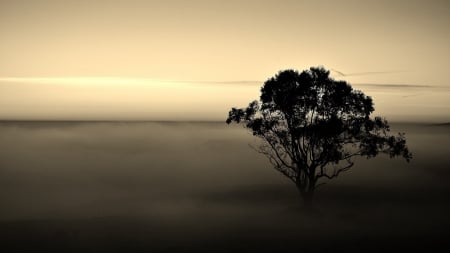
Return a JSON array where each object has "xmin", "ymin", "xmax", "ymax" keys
[{"xmin": 0, "ymin": 0, "xmax": 449, "ymax": 121}]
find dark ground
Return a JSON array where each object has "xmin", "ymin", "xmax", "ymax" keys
[{"xmin": 0, "ymin": 121, "xmax": 449, "ymax": 252}]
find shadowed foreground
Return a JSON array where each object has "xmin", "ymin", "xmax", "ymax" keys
[{"xmin": 0, "ymin": 121, "xmax": 449, "ymax": 252}]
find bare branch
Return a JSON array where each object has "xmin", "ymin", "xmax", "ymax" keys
[{"xmin": 316, "ymin": 161, "xmax": 355, "ymax": 180}]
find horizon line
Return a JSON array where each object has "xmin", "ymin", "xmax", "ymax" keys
[
  {"xmin": 0, "ymin": 119, "xmax": 448, "ymax": 125},
  {"xmin": 0, "ymin": 76, "xmax": 445, "ymax": 89}
]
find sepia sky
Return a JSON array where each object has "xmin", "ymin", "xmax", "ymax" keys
[{"xmin": 0, "ymin": 0, "xmax": 449, "ymax": 121}]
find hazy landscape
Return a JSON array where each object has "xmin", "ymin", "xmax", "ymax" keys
[
  {"xmin": 1, "ymin": 121, "xmax": 449, "ymax": 252},
  {"xmin": 2, "ymin": 0, "xmax": 450, "ymax": 252}
]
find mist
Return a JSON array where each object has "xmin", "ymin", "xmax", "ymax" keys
[
  {"xmin": 1, "ymin": 79, "xmax": 449, "ymax": 122},
  {"xmin": 0, "ymin": 121, "xmax": 449, "ymax": 252}
]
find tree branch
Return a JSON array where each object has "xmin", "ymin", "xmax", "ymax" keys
[{"xmin": 315, "ymin": 161, "xmax": 355, "ymax": 180}]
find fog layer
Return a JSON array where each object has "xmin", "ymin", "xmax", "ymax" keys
[{"xmin": 0, "ymin": 122, "xmax": 449, "ymax": 252}]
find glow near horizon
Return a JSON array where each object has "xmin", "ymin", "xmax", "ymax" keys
[
  {"xmin": 0, "ymin": 76, "xmax": 260, "ymax": 121},
  {"xmin": 0, "ymin": 77, "xmax": 190, "ymax": 87},
  {"xmin": 0, "ymin": 76, "xmax": 449, "ymax": 122}
]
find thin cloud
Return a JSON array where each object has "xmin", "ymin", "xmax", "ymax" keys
[
  {"xmin": 354, "ymin": 83, "xmax": 444, "ymax": 89},
  {"xmin": 0, "ymin": 77, "xmax": 155, "ymax": 86},
  {"xmin": 330, "ymin": 69, "xmax": 409, "ymax": 77},
  {"xmin": 402, "ymin": 93, "xmax": 422, "ymax": 98},
  {"xmin": 182, "ymin": 80, "xmax": 262, "ymax": 86},
  {"xmin": 0, "ymin": 77, "xmax": 445, "ymax": 91},
  {"xmin": 0, "ymin": 77, "xmax": 263, "ymax": 86}
]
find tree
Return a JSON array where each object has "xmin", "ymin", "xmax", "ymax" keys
[{"xmin": 226, "ymin": 67, "xmax": 411, "ymax": 206}]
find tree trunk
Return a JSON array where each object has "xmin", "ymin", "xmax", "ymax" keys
[
  {"xmin": 295, "ymin": 166, "xmax": 316, "ymax": 208},
  {"xmin": 297, "ymin": 177, "xmax": 316, "ymax": 209}
]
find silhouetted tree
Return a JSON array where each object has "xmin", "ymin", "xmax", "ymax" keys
[{"xmin": 226, "ymin": 67, "xmax": 411, "ymax": 206}]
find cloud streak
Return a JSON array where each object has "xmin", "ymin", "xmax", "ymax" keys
[
  {"xmin": 0, "ymin": 77, "xmax": 446, "ymax": 91},
  {"xmin": 0, "ymin": 77, "xmax": 263, "ymax": 87},
  {"xmin": 330, "ymin": 69, "xmax": 410, "ymax": 77},
  {"xmin": 354, "ymin": 83, "xmax": 440, "ymax": 89}
]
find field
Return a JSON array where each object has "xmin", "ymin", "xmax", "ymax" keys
[{"xmin": 0, "ymin": 121, "xmax": 449, "ymax": 252}]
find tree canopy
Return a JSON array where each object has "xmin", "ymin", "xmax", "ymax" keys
[{"xmin": 226, "ymin": 67, "xmax": 411, "ymax": 205}]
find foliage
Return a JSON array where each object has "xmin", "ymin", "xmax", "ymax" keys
[{"xmin": 226, "ymin": 67, "xmax": 411, "ymax": 203}]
